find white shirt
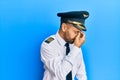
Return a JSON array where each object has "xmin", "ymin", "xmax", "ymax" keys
[{"xmin": 40, "ymin": 32, "xmax": 87, "ymax": 80}]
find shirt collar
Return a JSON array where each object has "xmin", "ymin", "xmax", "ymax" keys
[{"xmin": 55, "ymin": 32, "xmax": 66, "ymax": 47}]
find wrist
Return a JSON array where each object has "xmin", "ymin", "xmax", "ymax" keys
[{"xmin": 74, "ymin": 43, "xmax": 81, "ymax": 48}]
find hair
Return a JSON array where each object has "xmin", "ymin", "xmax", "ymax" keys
[{"xmin": 59, "ymin": 18, "xmax": 69, "ymax": 30}]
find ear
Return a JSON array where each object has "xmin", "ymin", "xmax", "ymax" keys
[{"xmin": 61, "ymin": 23, "xmax": 67, "ymax": 32}]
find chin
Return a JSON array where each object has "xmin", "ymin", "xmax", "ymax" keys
[
  {"xmin": 66, "ymin": 39, "xmax": 74, "ymax": 44},
  {"xmin": 69, "ymin": 42, "xmax": 73, "ymax": 44},
  {"xmin": 69, "ymin": 40, "xmax": 74, "ymax": 44}
]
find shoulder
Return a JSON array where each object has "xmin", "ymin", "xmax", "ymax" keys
[
  {"xmin": 41, "ymin": 35, "xmax": 58, "ymax": 48},
  {"xmin": 44, "ymin": 35, "xmax": 56, "ymax": 44}
]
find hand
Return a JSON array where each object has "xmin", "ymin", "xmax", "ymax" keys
[{"xmin": 74, "ymin": 32, "xmax": 85, "ymax": 48}]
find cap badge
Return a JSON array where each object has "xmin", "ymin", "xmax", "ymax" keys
[{"xmin": 83, "ymin": 14, "xmax": 88, "ymax": 18}]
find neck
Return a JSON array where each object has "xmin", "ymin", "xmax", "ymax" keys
[{"xmin": 58, "ymin": 30, "xmax": 65, "ymax": 41}]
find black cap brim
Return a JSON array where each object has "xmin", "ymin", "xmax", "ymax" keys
[{"xmin": 73, "ymin": 24, "xmax": 86, "ymax": 31}]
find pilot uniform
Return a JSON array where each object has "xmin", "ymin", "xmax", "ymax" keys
[{"xmin": 40, "ymin": 11, "xmax": 89, "ymax": 80}]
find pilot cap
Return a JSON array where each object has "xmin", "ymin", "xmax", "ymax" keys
[{"xmin": 57, "ymin": 11, "xmax": 89, "ymax": 31}]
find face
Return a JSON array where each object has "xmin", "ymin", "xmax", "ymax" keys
[{"xmin": 62, "ymin": 23, "xmax": 82, "ymax": 43}]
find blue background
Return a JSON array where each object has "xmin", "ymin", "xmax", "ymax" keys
[{"xmin": 0, "ymin": 0, "xmax": 120, "ymax": 80}]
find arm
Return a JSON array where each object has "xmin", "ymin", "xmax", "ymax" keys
[
  {"xmin": 76, "ymin": 50, "xmax": 87, "ymax": 80},
  {"xmin": 41, "ymin": 42, "xmax": 80, "ymax": 79}
]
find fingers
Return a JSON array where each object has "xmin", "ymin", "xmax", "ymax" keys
[
  {"xmin": 74, "ymin": 31, "xmax": 86, "ymax": 48},
  {"xmin": 80, "ymin": 31, "xmax": 85, "ymax": 38},
  {"xmin": 76, "ymin": 32, "xmax": 81, "ymax": 38},
  {"xmin": 79, "ymin": 32, "xmax": 86, "ymax": 43}
]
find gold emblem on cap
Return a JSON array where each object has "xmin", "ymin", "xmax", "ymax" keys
[
  {"xmin": 83, "ymin": 14, "xmax": 88, "ymax": 18},
  {"xmin": 77, "ymin": 24, "xmax": 85, "ymax": 30},
  {"xmin": 67, "ymin": 20, "xmax": 85, "ymax": 30},
  {"xmin": 67, "ymin": 20, "xmax": 82, "ymax": 25}
]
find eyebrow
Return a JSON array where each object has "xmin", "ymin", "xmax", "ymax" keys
[{"xmin": 73, "ymin": 29, "xmax": 80, "ymax": 33}]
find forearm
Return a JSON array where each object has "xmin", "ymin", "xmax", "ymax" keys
[
  {"xmin": 41, "ymin": 44, "xmax": 80, "ymax": 78},
  {"xmin": 76, "ymin": 56, "xmax": 87, "ymax": 80}
]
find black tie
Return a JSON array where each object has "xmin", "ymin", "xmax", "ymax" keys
[{"xmin": 65, "ymin": 43, "xmax": 72, "ymax": 80}]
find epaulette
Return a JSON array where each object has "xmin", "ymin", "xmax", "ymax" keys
[{"xmin": 45, "ymin": 37, "xmax": 54, "ymax": 44}]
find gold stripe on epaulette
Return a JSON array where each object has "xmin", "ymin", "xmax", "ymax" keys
[{"xmin": 45, "ymin": 37, "xmax": 54, "ymax": 44}]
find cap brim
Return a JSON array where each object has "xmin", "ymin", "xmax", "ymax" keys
[
  {"xmin": 73, "ymin": 24, "xmax": 87, "ymax": 31},
  {"xmin": 67, "ymin": 20, "xmax": 87, "ymax": 31}
]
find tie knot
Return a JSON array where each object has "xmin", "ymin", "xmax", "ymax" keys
[{"xmin": 65, "ymin": 43, "xmax": 69, "ymax": 47}]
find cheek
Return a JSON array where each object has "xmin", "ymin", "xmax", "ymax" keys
[{"xmin": 66, "ymin": 31, "xmax": 76, "ymax": 39}]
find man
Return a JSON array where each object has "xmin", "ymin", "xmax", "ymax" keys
[{"xmin": 40, "ymin": 11, "xmax": 89, "ymax": 80}]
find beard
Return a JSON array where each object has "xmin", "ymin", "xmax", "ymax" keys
[
  {"xmin": 66, "ymin": 38, "xmax": 75, "ymax": 44},
  {"xmin": 64, "ymin": 32, "xmax": 75, "ymax": 44}
]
